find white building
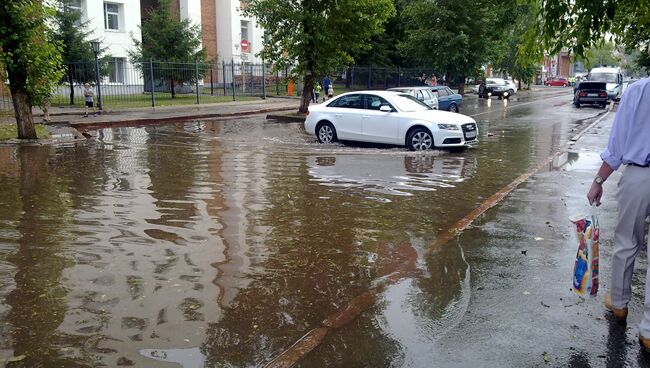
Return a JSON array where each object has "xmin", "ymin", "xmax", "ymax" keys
[
  {"xmin": 69, "ymin": 0, "xmax": 143, "ymax": 85},
  {"xmin": 215, "ymin": 0, "xmax": 264, "ymax": 64}
]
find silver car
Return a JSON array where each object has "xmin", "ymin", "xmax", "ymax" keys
[{"xmin": 387, "ymin": 86, "xmax": 439, "ymax": 109}]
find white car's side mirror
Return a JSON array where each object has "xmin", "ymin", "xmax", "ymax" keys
[{"xmin": 379, "ymin": 105, "xmax": 392, "ymax": 112}]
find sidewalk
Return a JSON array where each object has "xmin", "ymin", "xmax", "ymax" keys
[
  {"xmin": 0, "ymin": 97, "xmax": 300, "ymax": 128},
  {"xmin": 435, "ymin": 110, "xmax": 650, "ymax": 367}
]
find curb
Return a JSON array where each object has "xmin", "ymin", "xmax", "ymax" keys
[
  {"xmin": 265, "ymin": 114, "xmax": 306, "ymax": 123},
  {"xmin": 72, "ymin": 106, "xmax": 297, "ymax": 130}
]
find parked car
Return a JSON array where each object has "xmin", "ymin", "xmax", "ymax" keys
[
  {"xmin": 504, "ymin": 80, "xmax": 518, "ymax": 95},
  {"xmin": 545, "ymin": 77, "xmax": 569, "ymax": 87},
  {"xmin": 387, "ymin": 86, "xmax": 439, "ymax": 109},
  {"xmin": 429, "ymin": 86, "xmax": 463, "ymax": 112},
  {"xmin": 573, "ymin": 81, "xmax": 608, "ymax": 108},
  {"xmin": 479, "ymin": 78, "xmax": 511, "ymax": 99},
  {"xmin": 305, "ymin": 91, "xmax": 478, "ymax": 151}
]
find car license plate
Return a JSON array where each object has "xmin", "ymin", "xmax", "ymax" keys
[
  {"xmin": 588, "ymin": 93, "xmax": 598, "ymax": 96},
  {"xmin": 466, "ymin": 131, "xmax": 477, "ymax": 139}
]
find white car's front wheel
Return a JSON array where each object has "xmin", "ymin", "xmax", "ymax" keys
[
  {"xmin": 316, "ymin": 122, "xmax": 337, "ymax": 144},
  {"xmin": 407, "ymin": 128, "xmax": 433, "ymax": 151}
]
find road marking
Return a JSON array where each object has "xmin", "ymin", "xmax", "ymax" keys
[{"xmin": 263, "ymin": 94, "xmax": 613, "ymax": 368}]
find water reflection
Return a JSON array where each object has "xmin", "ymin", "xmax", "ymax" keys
[{"xmin": 308, "ymin": 153, "xmax": 477, "ymax": 200}]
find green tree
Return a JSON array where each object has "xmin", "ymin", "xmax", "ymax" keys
[
  {"xmin": 243, "ymin": 0, "xmax": 395, "ymax": 113},
  {"xmin": 53, "ymin": 0, "xmax": 100, "ymax": 105},
  {"xmin": 128, "ymin": 0, "xmax": 206, "ymax": 98},
  {"xmin": 576, "ymin": 41, "xmax": 621, "ymax": 70},
  {"xmin": 352, "ymin": 0, "xmax": 406, "ymax": 68},
  {"xmin": 539, "ymin": 0, "xmax": 650, "ymax": 57},
  {"xmin": 492, "ymin": 1, "xmax": 543, "ymax": 88},
  {"xmin": 400, "ymin": 0, "xmax": 502, "ymax": 93},
  {"xmin": 0, "ymin": 0, "xmax": 65, "ymax": 139},
  {"xmin": 636, "ymin": 49, "xmax": 650, "ymax": 76}
]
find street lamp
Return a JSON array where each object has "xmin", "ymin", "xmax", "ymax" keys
[{"xmin": 90, "ymin": 40, "xmax": 103, "ymax": 111}]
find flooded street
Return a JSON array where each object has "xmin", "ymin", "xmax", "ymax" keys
[{"xmin": 0, "ymin": 89, "xmax": 610, "ymax": 367}]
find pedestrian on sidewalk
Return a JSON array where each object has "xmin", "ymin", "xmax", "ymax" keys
[
  {"xmin": 83, "ymin": 83, "xmax": 97, "ymax": 118},
  {"xmin": 587, "ymin": 75, "xmax": 650, "ymax": 351},
  {"xmin": 323, "ymin": 76, "xmax": 331, "ymax": 102},
  {"xmin": 41, "ymin": 100, "xmax": 51, "ymax": 123}
]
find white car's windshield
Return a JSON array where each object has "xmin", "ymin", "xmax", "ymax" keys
[
  {"xmin": 392, "ymin": 94, "xmax": 431, "ymax": 112},
  {"xmin": 589, "ymin": 73, "xmax": 618, "ymax": 83}
]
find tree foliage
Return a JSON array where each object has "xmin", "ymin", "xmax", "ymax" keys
[
  {"xmin": 492, "ymin": 1, "xmax": 543, "ymax": 86},
  {"xmin": 400, "ymin": 0, "xmax": 504, "ymax": 90},
  {"xmin": 539, "ymin": 0, "xmax": 650, "ymax": 57},
  {"xmin": 352, "ymin": 0, "xmax": 406, "ymax": 68},
  {"xmin": 243, "ymin": 0, "xmax": 395, "ymax": 112},
  {"xmin": 576, "ymin": 41, "xmax": 621, "ymax": 70},
  {"xmin": 128, "ymin": 0, "xmax": 206, "ymax": 97},
  {"xmin": 0, "ymin": 0, "xmax": 65, "ymax": 139}
]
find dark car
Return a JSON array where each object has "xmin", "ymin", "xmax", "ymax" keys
[
  {"xmin": 574, "ymin": 81, "xmax": 608, "ymax": 108},
  {"xmin": 478, "ymin": 78, "xmax": 511, "ymax": 99},
  {"xmin": 429, "ymin": 86, "xmax": 463, "ymax": 112}
]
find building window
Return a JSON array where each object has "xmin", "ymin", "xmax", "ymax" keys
[
  {"xmin": 108, "ymin": 58, "xmax": 125, "ymax": 83},
  {"xmin": 104, "ymin": 2, "xmax": 120, "ymax": 30},
  {"xmin": 240, "ymin": 20, "xmax": 249, "ymax": 42},
  {"xmin": 68, "ymin": 0, "xmax": 82, "ymax": 11}
]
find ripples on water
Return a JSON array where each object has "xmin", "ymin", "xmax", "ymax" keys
[{"xmin": 0, "ymin": 113, "xmax": 560, "ymax": 366}]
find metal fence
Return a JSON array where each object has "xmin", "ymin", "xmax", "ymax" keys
[{"xmin": 0, "ymin": 62, "xmax": 436, "ymax": 112}]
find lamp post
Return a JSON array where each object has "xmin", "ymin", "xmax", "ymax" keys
[{"xmin": 91, "ymin": 40, "xmax": 103, "ymax": 111}]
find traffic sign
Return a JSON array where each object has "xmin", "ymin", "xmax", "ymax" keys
[{"xmin": 241, "ymin": 39, "xmax": 249, "ymax": 53}]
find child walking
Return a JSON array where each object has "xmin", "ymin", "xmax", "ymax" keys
[{"xmin": 83, "ymin": 83, "xmax": 97, "ymax": 117}]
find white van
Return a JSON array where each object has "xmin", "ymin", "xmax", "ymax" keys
[{"xmin": 588, "ymin": 67, "xmax": 623, "ymax": 100}]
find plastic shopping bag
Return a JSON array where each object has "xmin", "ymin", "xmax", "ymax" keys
[{"xmin": 570, "ymin": 213, "xmax": 599, "ymax": 298}]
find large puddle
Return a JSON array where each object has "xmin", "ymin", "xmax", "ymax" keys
[{"xmin": 0, "ymin": 95, "xmax": 594, "ymax": 367}]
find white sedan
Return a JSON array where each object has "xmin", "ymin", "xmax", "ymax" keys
[{"xmin": 304, "ymin": 91, "xmax": 478, "ymax": 151}]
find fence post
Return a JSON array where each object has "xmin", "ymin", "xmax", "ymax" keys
[
  {"xmin": 222, "ymin": 60, "xmax": 227, "ymax": 96},
  {"xmin": 210, "ymin": 65, "xmax": 214, "ymax": 96},
  {"xmin": 262, "ymin": 62, "xmax": 266, "ymax": 99},
  {"xmin": 384, "ymin": 68, "xmax": 387, "ymax": 89},
  {"xmin": 231, "ymin": 60, "xmax": 236, "ymax": 101},
  {"xmin": 249, "ymin": 63, "xmax": 253, "ymax": 95},
  {"xmin": 368, "ymin": 66, "xmax": 372, "ymax": 89},
  {"xmin": 276, "ymin": 69, "xmax": 279, "ymax": 95},
  {"xmin": 397, "ymin": 66, "xmax": 401, "ymax": 87},
  {"xmin": 68, "ymin": 66, "xmax": 74, "ymax": 105},
  {"xmin": 351, "ymin": 67, "xmax": 355, "ymax": 90},
  {"xmin": 195, "ymin": 58, "xmax": 200, "ymax": 104},
  {"xmin": 149, "ymin": 58, "xmax": 156, "ymax": 108}
]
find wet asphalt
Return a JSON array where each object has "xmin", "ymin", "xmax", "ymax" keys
[{"xmin": 0, "ymin": 87, "xmax": 638, "ymax": 367}]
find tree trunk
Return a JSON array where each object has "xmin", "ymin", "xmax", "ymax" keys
[
  {"xmin": 457, "ymin": 75, "xmax": 466, "ymax": 95},
  {"xmin": 170, "ymin": 79, "xmax": 176, "ymax": 98},
  {"xmin": 299, "ymin": 76, "xmax": 313, "ymax": 114},
  {"xmin": 9, "ymin": 76, "xmax": 37, "ymax": 139},
  {"xmin": 68, "ymin": 68, "xmax": 75, "ymax": 105}
]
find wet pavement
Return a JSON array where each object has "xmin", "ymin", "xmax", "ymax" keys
[{"xmin": 0, "ymin": 87, "xmax": 635, "ymax": 367}]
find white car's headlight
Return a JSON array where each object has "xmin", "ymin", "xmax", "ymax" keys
[{"xmin": 438, "ymin": 124, "xmax": 459, "ymax": 130}]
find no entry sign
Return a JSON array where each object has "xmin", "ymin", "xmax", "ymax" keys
[{"xmin": 241, "ymin": 39, "xmax": 249, "ymax": 53}]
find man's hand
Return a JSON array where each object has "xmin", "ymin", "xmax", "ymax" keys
[{"xmin": 587, "ymin": 182, "xmax": 603, "ymax": 206}]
